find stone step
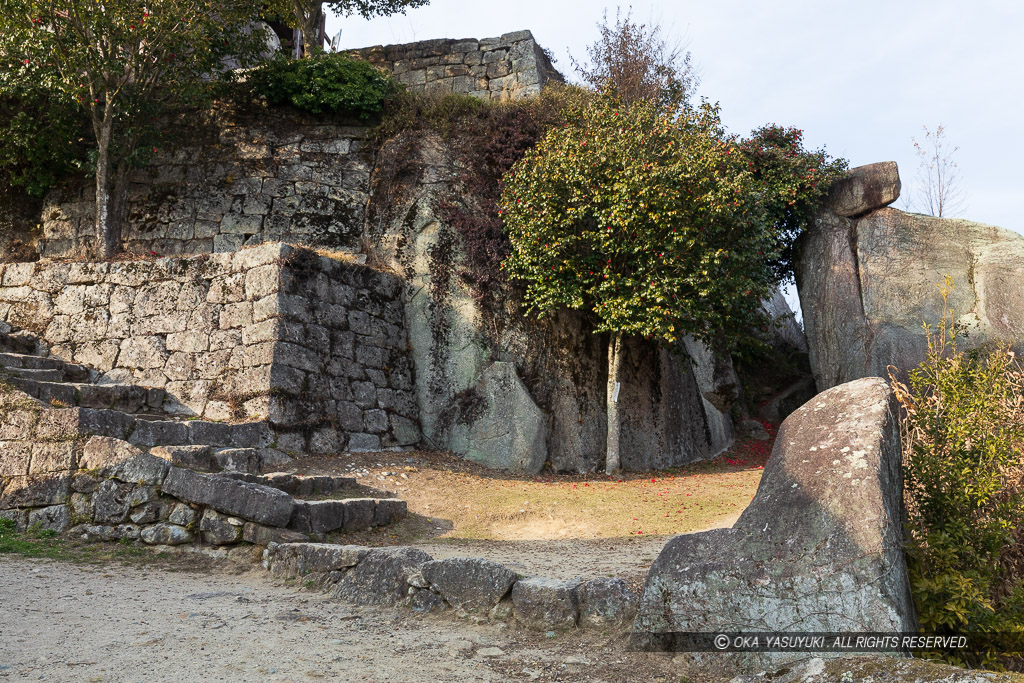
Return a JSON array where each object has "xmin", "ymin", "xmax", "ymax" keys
[
  {"xmin": 9, "ymin": 378, "xmax": 165, "ymax": 413},
  {"xmin": 0, "ymin": 352, "xmax": 92, "ymax": 382},
  {"xmin": 287, "ymin": 497, "xmax": 407, "ymax": 535},
  {"xmin": 2, "ymin": 367, "xmax": 64, "ymax": 382},
  {"xmin": 149, "ymin": 445, "xmax": 262, "ymax": 475},
  {"xmin": 219, "ymin": 471, "xmax": 356, "ymax": 496},
  {"xmin": 128, "ymin": 419, "xmax": 274, "ymax": 449}
]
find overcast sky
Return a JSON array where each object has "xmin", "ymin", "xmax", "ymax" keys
[{"xmin": 328, "ymin": 0, "xmax": 1024, "ymax": 235}]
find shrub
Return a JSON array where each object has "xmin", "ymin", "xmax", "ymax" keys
[
  {"xmin": 250, "ymin": 53, "xmax": 398, "ymax": 118},
  {"xmin": 0, "ymin": 50, "xmax": 90, "ymax": 197},
  {"xmin": 890, "ymin": 277, "xmax": 1024, "ymax": 668}
]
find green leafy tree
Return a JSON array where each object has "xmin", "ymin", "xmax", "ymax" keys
[
  {"xmin": 0, "ymin": 52, "xmax": 89, "ymax": 197},
  {"xmin": 500, "ymin": 93, "xmax": 843, "ymax": 473},
  {"xmin": 0, "ymin": 0, "xmax": 268, "ymax": 257},
  {"xmin": 266, "ymin": 0, "xmax": 430, "ymax": 58}
]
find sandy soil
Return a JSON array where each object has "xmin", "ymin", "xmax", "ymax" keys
[
  {"xmin": 0, "ymin": 557, "xmax": 697, "ymax": 683},
  {"xmin": 289, "ymin": 442, "xmax": 768, "ymax": 582}
]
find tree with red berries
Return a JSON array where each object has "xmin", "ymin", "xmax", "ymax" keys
[
  {"xmin": 0, "ymin": 0, "xmax": 267, "ymax": 257},
  {"xmin": 500, "ymin": 93, "xmax": 845, "ymax": 474}
]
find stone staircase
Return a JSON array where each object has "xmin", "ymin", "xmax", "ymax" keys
[
  {"xmin": 0, "ymin": 325, "xmax": 408, "ymax": 544},
  {"xmin": 0, "ymin": 325, "xmax": 275, "ymax": 453}
]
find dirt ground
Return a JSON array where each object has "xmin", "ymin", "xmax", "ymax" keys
[
  {"xmin": 0, "ymin": 556, "xmax": 702, "ymax": 683},
  {"xmin": 289, "ymin": 436, "xmax": 773, "ymax": 582}
]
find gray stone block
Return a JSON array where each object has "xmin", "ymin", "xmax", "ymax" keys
[
  {"xmin": 129, "ymin": 420, "xmax": 189, "ymax": 447},
  {"xmin": 212, "ymin": 448, "xmax": 259, "ymax": 473},
  {"xmin": 347, "ymin": 433, "xmax": 380, "ymax": 453},
  {"xmin": 578, "ymin": 578, "xmax": 638, "ymax": 628},
  {"xmin": 242, "ymin": 522, "xmax": 309, "ymax": 546},
  {"xmin": 27, "ymin": 504, "xmax": 70, "ymax": 532},
  {"xmin": 200, "ymin": 509, "xmax": 243, "ymax": 545},
  {"xmin": 372, "ymin": 498, "xmax": 406, "ymax": 526},
  {"xmin": 0, "ymin": 474, "xmax": 72, "ymax": 508},
  {"xmin": 332, "ymin": 547, "xmax": 432, "ymax": 606},
  {"xmin": 511, "ymin": 577, "xmax": 581, "ymax": 631},
  {"xmin": 341, "ymin": 498, "xmax": 376, "ymax": 532},
  {"xmin": 421, "ymin": 557, "xmax": 517, "ymax": 613},
  {"xmin": 150, "ymin": 445, "xmax": 215, "ymax": 472},
  {"xmin": 160, "ymin": 467, "xmax": 295, "ymax": 527},
  {"xmin": 267, "ymin": 542, "xmax": 368, "ymax": 578},
  {"xmin": 140, "ymin": 523, "xmax": 193, "ymax": 545},
  {"xmin": 91, "ymin": 479, "xmax": 133, "ymax": 524},
  {"xmin": 288, "ymin": 500, "xmax": 347, "ymax": 534}
]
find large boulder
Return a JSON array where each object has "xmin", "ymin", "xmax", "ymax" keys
[
  {"xmin": 798, "ymin": 194, "xmax": 1024, "ymax": 390},
  {"xmin": 825, "ymin": 161, "xmax": 901, "ymax": 217},
  {"xmin": 633, "ymin": 378, "xmax": 915, "ymax": 668}
]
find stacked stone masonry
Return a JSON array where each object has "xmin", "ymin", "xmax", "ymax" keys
[
  {"xmin": 0, "ymin": 421, "xmax": 406, "ymax": 546},
  {"xmin": 348, "ymin": 30, "xmax": 563, "ymax": 101},
  {"xmin": 0, "ymin": 243, "xmax": 420, "ymax": 453},
  {"xmin": 40, "ymin": 118, "xmax": 372, "ymax": 260}
]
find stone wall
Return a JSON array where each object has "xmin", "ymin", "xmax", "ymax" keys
[
  {"xmin": 348, "ymin": 30, "xmax": 563, "ymax": 101},
  {"xmin": 0, "ymin": 243, "xmax": 419, "ymax": 453},
  {"xmin": 39, "ymin": 113, "xmax": 373, "ymax": 260}
]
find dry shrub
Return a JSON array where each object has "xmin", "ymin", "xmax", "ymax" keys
[
  {"xmin": 571, "ymin": 7, "xmax": 698, "ymax": 110},
  {"xmin": 890, "ymin": 276, "xmax": 1024, "ymax": 669}
]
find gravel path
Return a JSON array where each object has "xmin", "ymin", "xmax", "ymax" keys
[{"xmin": 0, "ymin": 557, "xmax": 686, "ymax": 683}]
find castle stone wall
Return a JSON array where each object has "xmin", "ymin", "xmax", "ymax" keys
[
  {"xmin": 40, "ymin": 119, "xmax": 373, "ymax": 261},
  {"xmin": 348, "ymin": 30, "xmax": 563, "ymax": 101},
  {"xmin": 0, "ymin": 243, "xmax": 418, "ymax": 453}
]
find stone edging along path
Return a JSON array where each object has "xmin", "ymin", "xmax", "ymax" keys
[{"xmin": 261, "ymin": 541, "xmax": 639, "ymax": 632}]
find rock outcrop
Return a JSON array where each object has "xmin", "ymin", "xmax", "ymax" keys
[
  {"xmin": 797, "ymin": 162, "xmax": 1024, "ymax": 390},
  {"xmin": 364, "ymin": 132, "xmax": 736, "ymax": 472},
  {"xmin": 633, "ymin": 377, "xmax": 916, "ymax": 667}
]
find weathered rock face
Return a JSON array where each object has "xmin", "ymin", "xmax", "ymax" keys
[
  {"xmin": 363, "ymin": 133, "xmax": 736, "ymax": 472},
  {"xmin": 798, "ymin": 163, "xmax": 1024, "ymax": 390},
  {"xmin": 633, "ymin": 378, "xmax": 916, "ymax": 667},
  {"xmin": 459, "ymin": 362, "xmax": 547, "ymax": 473},
  {"xmin": 825, "ymin": 161, "xmax": 901, "ymax": 217}
]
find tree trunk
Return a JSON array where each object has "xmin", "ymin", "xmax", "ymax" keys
[
  {"xmin": 605, "ymin": 331, "xmax": 624, "ymax": 475},
  {"xmin": 94, "ymin": 110, "xmax": 119, "ymax": 260},
  {"xmin": 294, "ymin": 1, "xmax": 322, "ymax": 57}
]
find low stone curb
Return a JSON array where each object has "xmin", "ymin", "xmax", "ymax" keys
[{"xmin": 262, "ymin": 543, "xmax": 638, "ymax": 632}]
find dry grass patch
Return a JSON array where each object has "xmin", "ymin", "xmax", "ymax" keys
[{"xmin": 291, "ymin": 429, "xmax": 774, "ymax": 545}]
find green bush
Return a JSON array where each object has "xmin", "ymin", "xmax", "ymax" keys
[
  {"xmin": 891, "ymin": 277, "xmax": 1024, "ymax": 668},
  {"xmin": 249, "ymin": 53, "xmax": 398, "ymax": 119},
  {"xmin": 0, "ymin": 52, "xmax": 90, "ymax": 197}
]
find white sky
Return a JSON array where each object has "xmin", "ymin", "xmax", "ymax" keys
[
  {"xmin": 326, "ymin": 1, "xmax": 1024, "ymax": 319},
  {"xmin": 328, "ymin": 0, "xmax": 1024, "ymax": 235}
]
